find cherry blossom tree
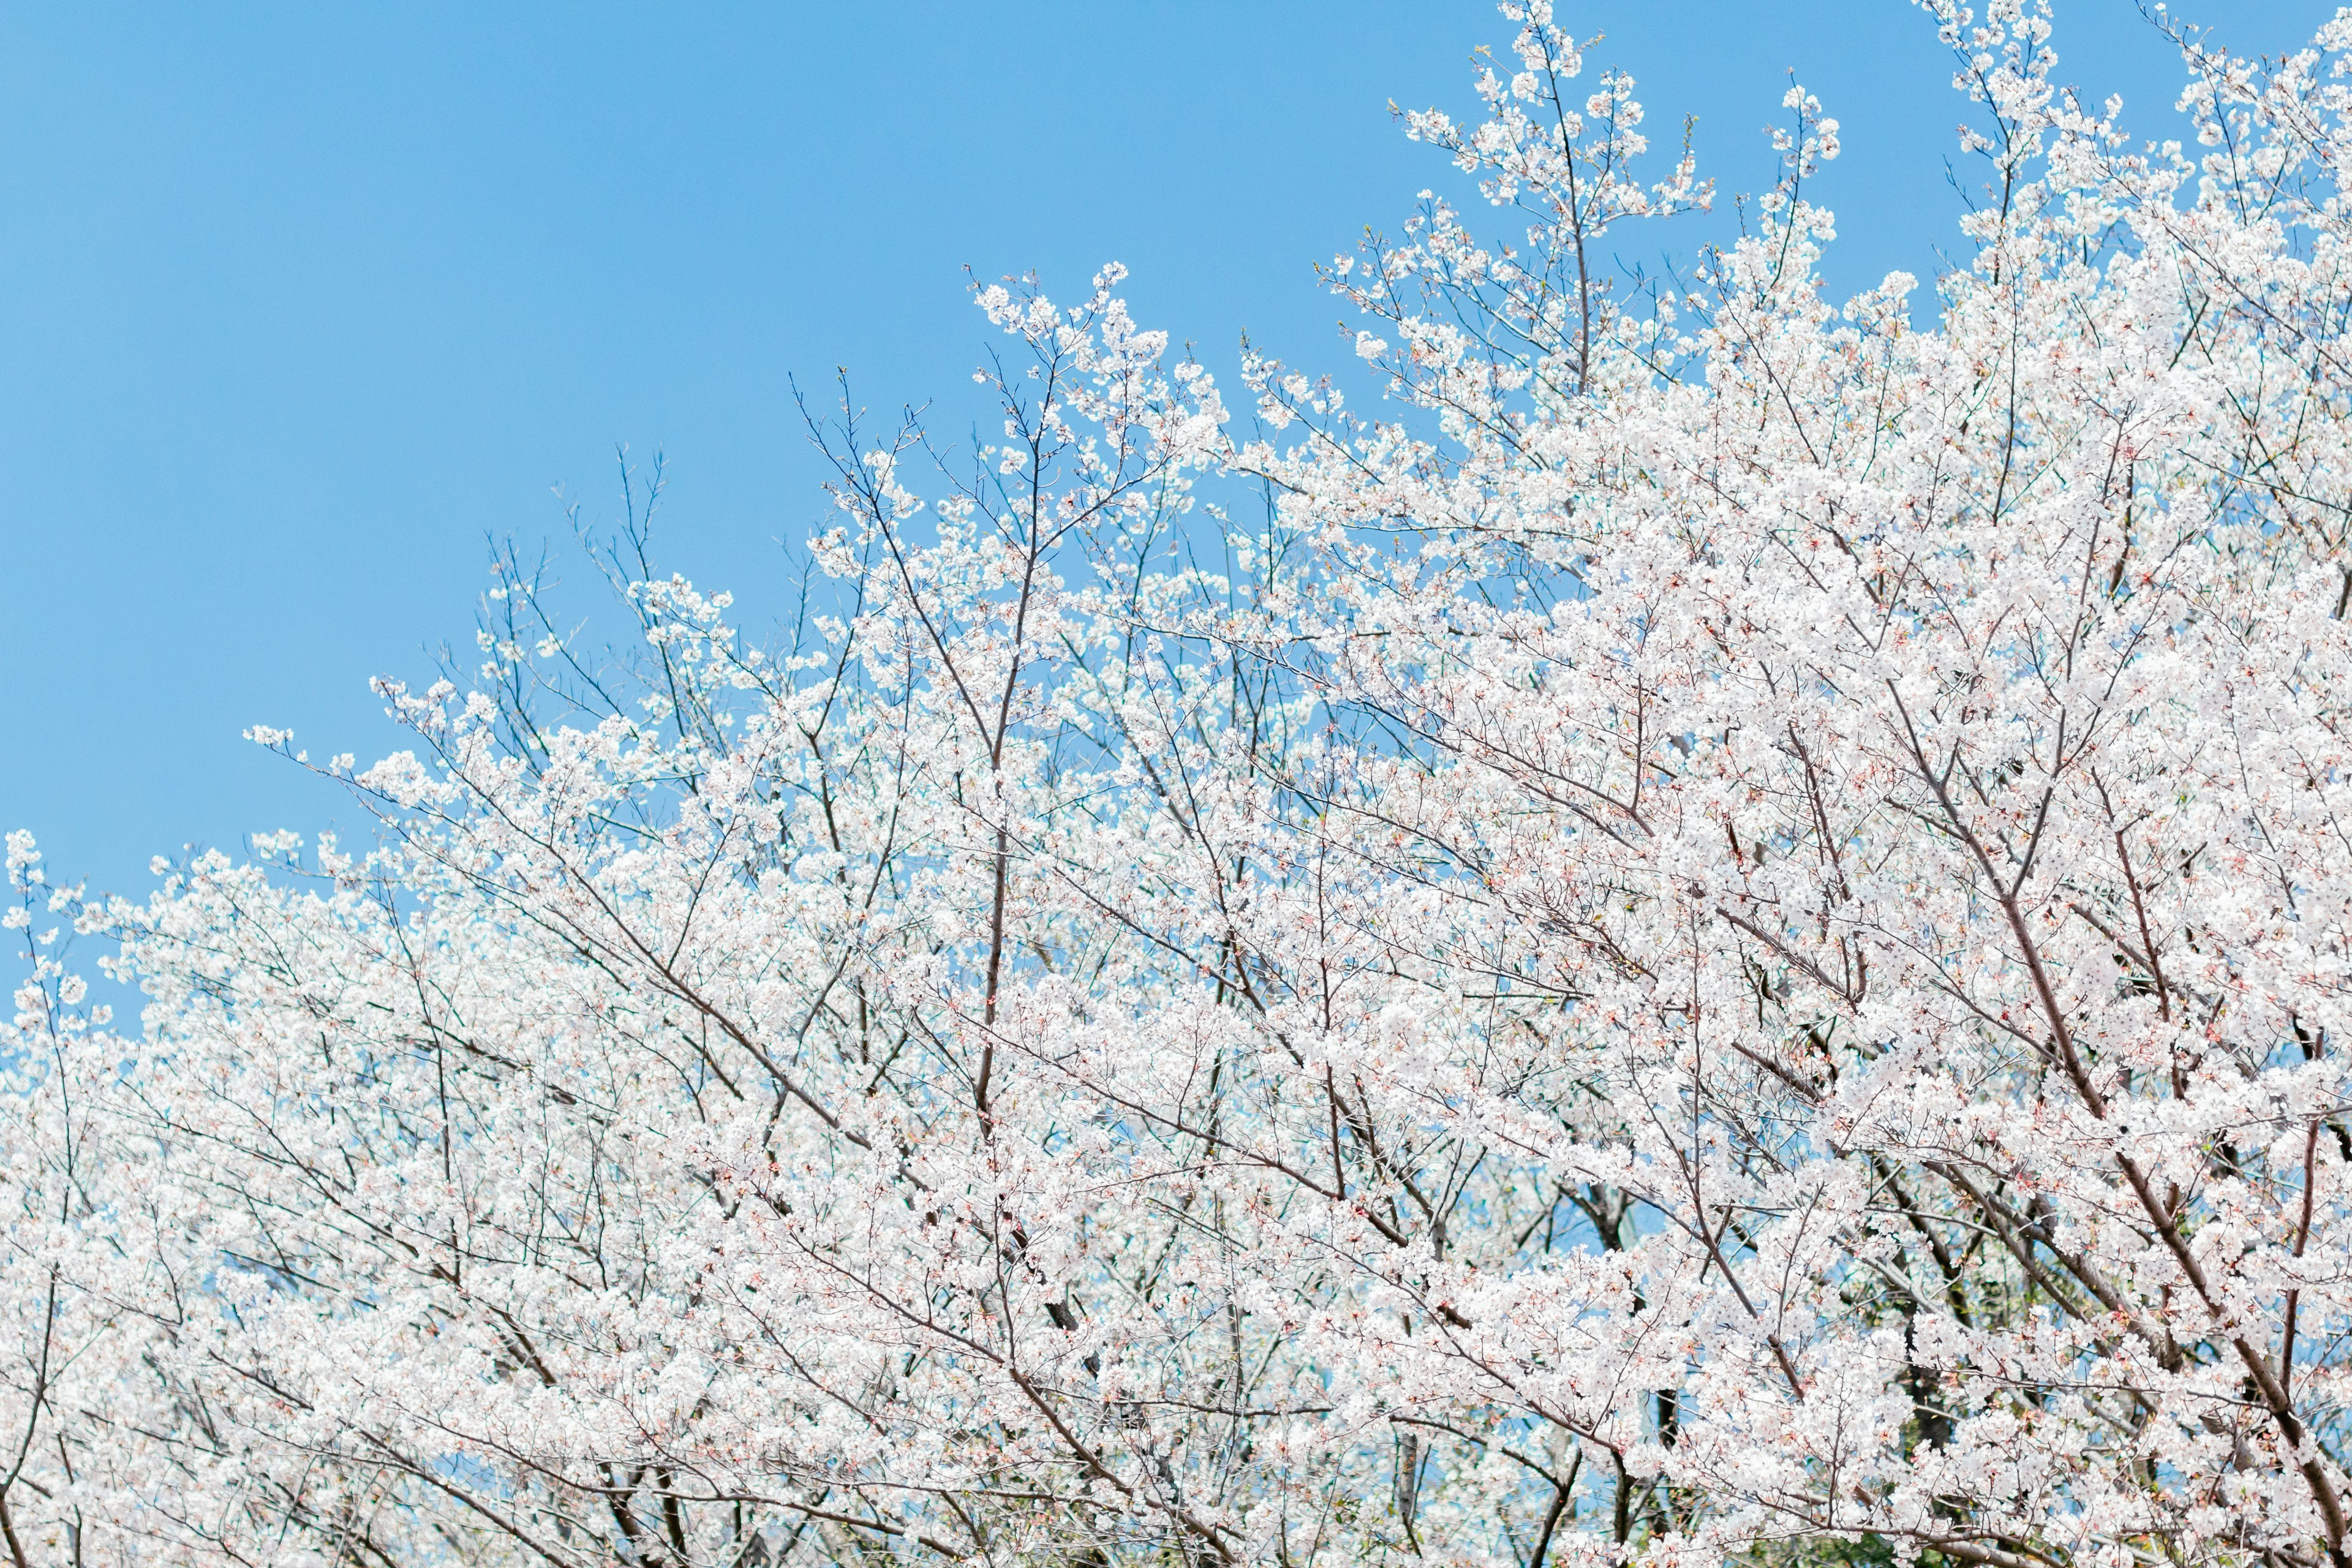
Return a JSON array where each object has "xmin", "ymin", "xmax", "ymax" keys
[{"xmin": 13, "ymin": 1, "xmax": 2352, "ymax": 1564}]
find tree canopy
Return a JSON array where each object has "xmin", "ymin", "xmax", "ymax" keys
[{"xmin": 14, "ymin": 3, "xmax": 2352, "ymax": 1566}]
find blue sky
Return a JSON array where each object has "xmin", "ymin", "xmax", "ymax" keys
[{"xmin": 1, "ymin": 0, "xmax": 2331, "ymax": 899}]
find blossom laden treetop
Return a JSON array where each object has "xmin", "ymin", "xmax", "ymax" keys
[{"xmin": 10, "ymin": 1, "xmax": 2352, "ymax": 1565}]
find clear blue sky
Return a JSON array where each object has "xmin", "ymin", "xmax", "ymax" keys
[{"xmin": 1, "ymin": 0, "xmax": 2329, "ymax": 899}]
